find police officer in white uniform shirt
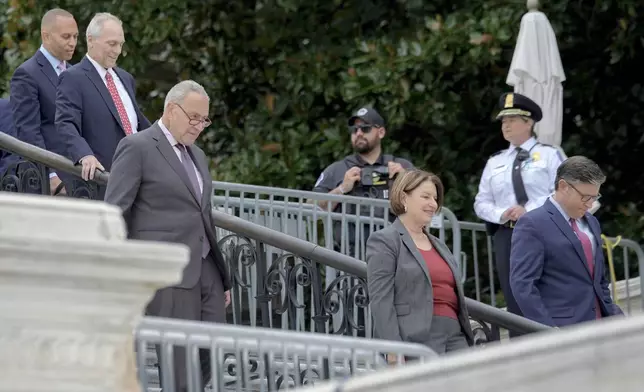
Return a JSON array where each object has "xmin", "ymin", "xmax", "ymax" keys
[{"xmin": 474, "ymin": 93, "xmax": 564, "ymax": 335}]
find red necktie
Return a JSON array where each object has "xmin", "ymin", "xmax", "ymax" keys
[
  {"xmin": 570, "ymin": 218, "xmax": 602, "ymax": 319},
  {"xmin": 105, "ymin": 72, "xmax": 133, "ymax": 135}
]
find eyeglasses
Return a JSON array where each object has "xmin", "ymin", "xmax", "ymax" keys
[
  {"xmin": 349, "ymin": 124, "xmax": 375, "ymax": 134},
  {"xmin": 175, "ymin": 104, "xmax": 212, "ymax": 127},
  {"xmin": 566, "ymin": 181, "xmax": 602, "ymax": 203}
]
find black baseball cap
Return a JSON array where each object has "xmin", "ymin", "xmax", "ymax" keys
[{"xmin": 348, "ymin": 107, "xmax": 385, "ymax": 127}]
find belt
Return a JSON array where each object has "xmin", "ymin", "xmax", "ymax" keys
[{"xmin": 501, "ymin": 221, "xmax": 515, "ymax": 229}]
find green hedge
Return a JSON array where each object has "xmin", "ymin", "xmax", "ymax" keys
[{"xmin": 1, "ymin": 0, "xmax": 643, "ymax": 244}]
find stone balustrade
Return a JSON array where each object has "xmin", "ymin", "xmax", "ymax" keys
[{"xmin": 0, "ymin": 193, "xmax": 188, "ymax": 392}]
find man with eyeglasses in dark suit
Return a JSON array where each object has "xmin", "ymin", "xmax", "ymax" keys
[
  {"xmin": 105, "ymin": 80, "xmax": 231, "ymax": 392},
  {"xmin": 510, "ymin": 156, "xmax": 623, "ymax": 329},
  {"xmin": 312, "ymin": 107, "xmax": 415, "ymax": 259}
]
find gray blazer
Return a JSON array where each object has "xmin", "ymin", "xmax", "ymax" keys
[
  {"xmin": 104, "ymin": 122, "xmax": 231, "ymax": 290},
  {"xmin": 366, "ymin": 218, "xmax": 474, "ymax": 346}
]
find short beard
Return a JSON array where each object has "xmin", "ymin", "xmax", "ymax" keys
[{"xmin": 353, "ymin": 140, "xmax": 373, "ymax": 154}]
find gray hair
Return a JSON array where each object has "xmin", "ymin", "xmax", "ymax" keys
[
  {"xmin": 86, "ymin": 12, "xmax": 122, "ymax": 40},
  {"xmin": 164, "ymin": 80, "xmax": 209, "ymax": 108},
  {"xmin": 555, "ymin": 156, "xmax": 606, "ymax": 190}
]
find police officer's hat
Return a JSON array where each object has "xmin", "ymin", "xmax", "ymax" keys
[
  {"xmin": 496, "ymin": 93, "xmax": 542, "ymax": 122},
  {"xmin": 348, "ymin": 107, "xmax": 385, "ymax": 127}
]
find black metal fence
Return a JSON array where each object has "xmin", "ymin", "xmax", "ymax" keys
[{"xmin": 0, "ymin": 132, "xmax": 551, "ymax": 343}]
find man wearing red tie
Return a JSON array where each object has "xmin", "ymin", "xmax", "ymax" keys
[
  {"xmin": 510, "ymin": 156, "xmax": 623, "ymax": 328},
  {"xmin": 55, "ymin": 12, "xmax": 150, "ymax": 184}
]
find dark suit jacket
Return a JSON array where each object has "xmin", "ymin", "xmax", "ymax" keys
[
  {"xmin": 366, "ymin": 219, "xmax": 474, "ymax": 347},
  {"xmin": 104, "ymin": 122, "xmax": 231, "ymax": 291},
  {"xmin": 55, "ymin": 56, "xmax": 150, "ymax": 170},
  {"xmin": 10, "ymin": 51, "xmax": 66, "ymax": 156},
  {"xmin": 0, "ymin": 98, "xmax": 18, "ymax": 174},
  {"xmin": 510, "ymin": 198, "xmax": 623, "ymax": 327}
]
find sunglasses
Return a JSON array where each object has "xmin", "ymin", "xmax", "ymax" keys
[{"xmin": 349, "ymin": 124, "xmax": 375, "ymax": 134}]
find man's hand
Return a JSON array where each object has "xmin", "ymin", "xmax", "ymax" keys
[
  {"xmin": 79, "ymin": 155, "xmax": 104, "ymax": 181},
  {"xmin": 387, "ymin": 161, "xmax": 405, "ymax": 178},
  {"xmin": 502, "ymin": 205, "xmax": 527, "ymax": 221},
  {"xmin": 502, "ymin": 206, "xmax": 516, "ymax": 221},
  {"xmin": 340, "ymin": 166, "xmax": 361, "ymax": 193},
  {"xmin": 224, "ymin": 290, "xmax": 231, "ymax": 308},
  {"xmin": 509, "ymin": 206, "xmax": 526, "ymax": 221},
  {"xmin": 49, "ymin": 175, "xmax": 66, "ymax": 196}
]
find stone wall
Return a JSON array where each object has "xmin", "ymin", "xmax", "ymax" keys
[{"xmin": 0, "ymin": 193, "xmax": 188, "ymax": 392}]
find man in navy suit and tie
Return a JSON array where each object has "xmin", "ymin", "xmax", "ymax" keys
[
  {"xmin": 10, "ymin": 8, "xmax": 78, "ymax": 195},
  {"xmin": 510, "ymin": 156, "xmax": 623, "ymax": 328},
  {"xmin": 55, "ymin": 12, "xmax": 150, "ymax": 184}
]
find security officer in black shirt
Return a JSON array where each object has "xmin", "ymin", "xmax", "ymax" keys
[{"xmin": 313, "ymin": 106, "xmax": 414, "ymax": 257}]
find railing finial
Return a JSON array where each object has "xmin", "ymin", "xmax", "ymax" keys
[{"xmin": 527, "ymin": 0, "xmax": 539, "ymax": 11}]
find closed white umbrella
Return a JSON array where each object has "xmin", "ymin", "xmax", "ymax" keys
[
  {"xmin": 504, "ymin": 2, "xmax": 603, "ymax": 213},
  {"xmin": 506, "ymin": 0, "xmax": 566, "ymax": 147}
]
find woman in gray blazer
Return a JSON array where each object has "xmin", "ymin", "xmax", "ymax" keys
[{"xmin": 367, "ymin": 169, "xmax": 473, "ymax": 359}]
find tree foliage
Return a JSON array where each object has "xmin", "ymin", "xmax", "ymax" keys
[{"xmin": 1, "ymin": 0, "xmax": 643, "ymax": 241}]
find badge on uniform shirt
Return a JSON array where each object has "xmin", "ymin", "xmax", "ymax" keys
[{"xmin": 531, "ymin": 152, "xmax": 541, "ymax": 162}]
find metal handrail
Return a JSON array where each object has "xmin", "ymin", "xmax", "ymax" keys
[
  {"xmin": 0, "ymin": 132, "xmax": 551, "ymax": 335},
  {"xmin": 213, "ymin": 211, "xmax": 548, "ymax": 334},
  {"xmin": 0, "ymin": 132, "xmax": 109, "ymax": 185}
]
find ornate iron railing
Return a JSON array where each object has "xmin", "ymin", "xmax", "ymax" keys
[{"xmin": 0, "ymin": 132, "xmax": 551, "ymax": 342}]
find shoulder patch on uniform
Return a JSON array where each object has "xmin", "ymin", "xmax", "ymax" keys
[{"xmin": 314, "ymin": 173, "xmax": 325, "ymax": 187}]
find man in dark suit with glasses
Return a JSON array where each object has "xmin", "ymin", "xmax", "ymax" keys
[
  {"xmin": 510, "ymin": 156, "xmax": 623, "ymax": 328},
  {"xmin": 105, "ymin": 80, "xmax": 231, "ymax": 392}
]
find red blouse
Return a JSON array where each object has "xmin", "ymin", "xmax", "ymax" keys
[{"xmin": 418, "ymin": 248, "xmax": 459, "ymax": 320}]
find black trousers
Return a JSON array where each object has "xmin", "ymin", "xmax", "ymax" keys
[
  {"xmin": 493, "ymin": 226, "xmax": 524, "ymax": 338},
  {"xmin": 146, "ymin": 254, "xmax": 226, "ymax": 392}
]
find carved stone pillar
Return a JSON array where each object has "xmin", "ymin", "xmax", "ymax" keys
[{"xmin": 0, "ymin": 193, "xmax": 188, "ymax": 392}]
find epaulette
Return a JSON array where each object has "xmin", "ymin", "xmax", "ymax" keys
[
  {"xmin": 537, "ymin": 142, "xmax": 555, "ymax": 149},
  {"xmin": 490, "ymin": 150, "xmax": 504, "ymax": 158}
]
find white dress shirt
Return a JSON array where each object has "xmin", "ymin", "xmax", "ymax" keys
[
  {"xmin": 474, "ymin": 137, "xmax": 564, "ymax": 224},
  {"xmin": 85, "ymin": 55, "xmax": 139, "ymax": 133},
  {"xmin": 39, "ymin": 46, "xmax": 67, "ymax": 76},
  {"xmin": 158, "ymin": 119, "xmax": 204, "ymax": 193}
]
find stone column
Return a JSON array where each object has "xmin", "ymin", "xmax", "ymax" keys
[{"xmin": 0, "ymin": 193, "xmax": 188, "ymax": 392}]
